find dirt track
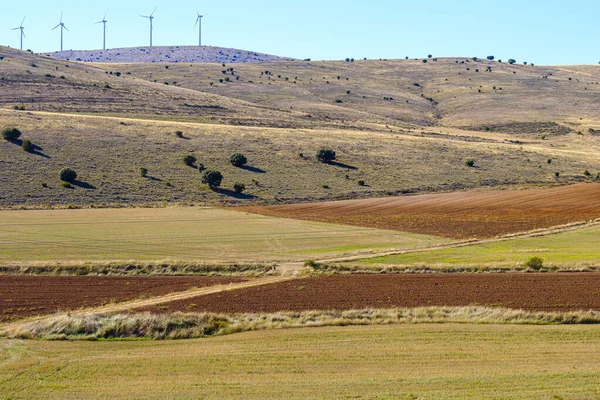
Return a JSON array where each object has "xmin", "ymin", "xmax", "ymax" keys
[
  {"xmin": 241, "ymin": 183, "xmax": 600, "ymax": 239},
  {"xmin": 0, "ymin": 276, "xmax": 245, "ymax": 322},
  {"xmin": 140, "ymin": 274, "xmax": 600, "ymax": 313}
]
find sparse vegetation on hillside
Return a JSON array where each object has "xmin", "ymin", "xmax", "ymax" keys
[
  {"xmin": 59, "ymin": 168, "xmax": 77, "ymax": 183},
  {"xmin": 201, "ymin": 169, "xmax": 223, "ymax": 189},
  {"xmin": 2, "ymin": 127, "xmax": 21, "ymax": 140},
  {"xmin": 230, "ymin": 153, "xmax": 248, "ymax": 168},
  {"xmin": 316, "ymin": 149, "xmax": 336, "ymax": 164}
]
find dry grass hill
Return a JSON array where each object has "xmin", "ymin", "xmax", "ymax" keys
[{"xmin": 0, "ymin": 45, "xmax": 599, "ymax": 208}]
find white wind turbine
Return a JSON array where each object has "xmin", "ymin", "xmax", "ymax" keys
[
  {"xmin": 52, "ymin": 12, "xmax": 69, "ymax": 52},
  {"xmin": 194, "ymin": 10, "xmax": 209, "ymax": 47},
  {"xmin": 96, "ymin": 12, "xmax": 108, "ymax": 50},
  {"xmin": 141, "ymin": 7, "xmax": 157, "ymax": 47},
  {"xmin": 12, "ymin": 16, "xmax": 26, "ymax": 51}
]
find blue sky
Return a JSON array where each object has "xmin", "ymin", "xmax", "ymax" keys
[{"xmin": 1, "ymin": 0, "xmax": 598, "ymax": 65}]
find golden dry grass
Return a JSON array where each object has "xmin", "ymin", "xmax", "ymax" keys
[{"xmin": 2, "ymin": 321, "xmax": 600, "ymax": 399}]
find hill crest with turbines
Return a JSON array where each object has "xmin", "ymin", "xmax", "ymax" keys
[{"xmin": 44, "ymin": 45, "xmax": 297, "ymax": 64}]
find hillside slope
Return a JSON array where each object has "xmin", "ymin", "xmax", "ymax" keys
[{"xmin": 1, "ymin": 47, "xmax": 599, "ymax": 208}]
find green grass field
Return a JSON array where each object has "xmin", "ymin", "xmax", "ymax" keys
[
  {"xmin": 0, "ymin": 207, "xmax": 447, "ymax": 265},
  {"xmin": 351, "ymin": 224, "xmax": 600, "ymax": 269},
  {"xmin": 2, "ymin": 323, "xmax": 600, "ymax": 399}
]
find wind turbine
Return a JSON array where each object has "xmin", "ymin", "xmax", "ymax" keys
[
  {"xmin": 11, "ymin": 17, "xmax": 26, "ymax": 51},
  {"xmin": 141, "ymin": 7, "xmax": 157, "ymax": 47},
  {"xmin": 52, "ymin": 12, "xmax": 69, "ymax": 52},
  {"xmin": 194, "ymin": 10, "xmax": 208, "ymax": 47},
  {"xmin": 96, "ymin": 12, "xmax": 108, "ymax": 50}
]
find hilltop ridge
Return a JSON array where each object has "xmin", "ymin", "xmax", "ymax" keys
[{"xmin": 44, "ymin": 45, "xmax": 296, "ymax": 64}]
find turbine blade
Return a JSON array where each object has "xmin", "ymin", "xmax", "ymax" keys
[
  {"xmin": 12, "ymin": 27, "xmax": 20, "ymax": 30},
  {"xmin": 194, "ymin": 16, "xmax": 199, "ymax": 28},
  {"xmin": 21, "ymin": 16, "xmax": 26, "ymax": 26},
  {"xmin": 103, "ymin": 11, "xmax": 108, "ymax": 20},
  {"xmin": 22, "ymin": 31, "xmax": 26, "ymax": 39},
  {"xmin": 60, "ymin": 11, "xmax": 63, "ymax": 23},
  {"xmin": 150, "ymin": 6, "xmax": 157, "ymax": 17},
  {"xmin": 141, "ymin": 15, "xmax": 149, "ymax": 18},
  {"xmin": 63, "ymin": 25, "xmax": 69, "ymax": 31},
  {"xmin": 52, "ymin": 24, "xmax": 61, "ymax": 30}
]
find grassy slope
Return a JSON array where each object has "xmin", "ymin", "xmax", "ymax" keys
[
  {"xmin": 0, "ymin": 207, "xmax": 446, "ymax": 265},
  {"xmin": 351, "ymin": 223, "xmax": 600, "ymax": 269},
  {"xmin": 1, "ymin": 109, "xmax": 598, "ymax": 208},
  {"xmin": 2, "ymin": 324, "xmax": 600, "ymax": 399},
  {"xmin": 1, "ymin": 46, "xmax": 599, "ymax": 207}
]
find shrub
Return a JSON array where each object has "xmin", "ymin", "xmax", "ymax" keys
[
  {"xmin": 59, "ymin": 168, "xmax": 77, "ymax": 183},
  {"xmin": 41, "ymin": 182, "xmax": 48, "ymax": 188},
  {"xmin": 358, "ymin": 180, "xmax": 365, "ymax": 186},
  {"xmin": 335, "ymin": 99, "xmax": 343, "ymax": 103},
  {"xmin": 61, "ymin": 181, "xmax": 72, "ymax": 188},
  {"xmin": 547, "ymin": 159, "xmax": 552, "ymax": 164},
  {"xmin": 508, "ymin": 59, "xmax": 516, "ymax": 65},
  {"xmin": 321, "ymin": 184, "xmax": 329, "ymax": 189},
  {"xmin": 201, "ymin": 169, "xmax": 223, "ymax": 189},
  {"xmin": 525, "ymin": 256, "xmax": 544, "ymax": 271},
  {"xmin": 584, "ymin": 170, "xmax": 592, "ymax": 177},
  {"xmin": 555, "ymin": 172, "xmax": 560, "ymax": 178},
  {"xmin": 175, "ymin": 131, "xmax": 184, "ymax": 138},
  {"xmin": 21, "ymin": 139, "xmax": 34, "ymax": 153},
  {"xmin": 183, "ymin": 155, "xmax": 197, "ymax": 167},
  {"xmin": 316, "ymin": 149, "xmax": 336, "ymax": 163},
  {"xmin": 139, "ymin": 167, "xmax": 148, "ymax": 177},
  {"xmin": 2, "ymin": 127, "xmax": 21, "ymax": 140},
  {"xmin": 229, "ymin": 153, "xmax": 248, "ymax": 167},
  {"xmin": 233, "ymin": 183, "xmax": 246, "ymax": 194},
  {"xmin": 465, "ymin": 159, "xmax": 475, "ymax": 167},
  {"xmin": 487, "ymin": 55, "xmax": 495, "ymax": 60}
]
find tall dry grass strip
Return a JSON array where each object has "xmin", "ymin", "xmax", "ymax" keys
[{"xmin": 5, "ymin": 306, "xmax": 600, "ymax": 341}]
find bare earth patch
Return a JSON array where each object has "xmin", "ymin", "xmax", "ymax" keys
[
  {"xmin": 139, "ymin": 273, "xmax": 600, "ymax": 314},
  {"xmin": 241, "ymin": 183, "xmax": 600, "ymax": 239},
  {"xmin": 0, "ymin": 276, "xmax": 245, "ymax": 322}
]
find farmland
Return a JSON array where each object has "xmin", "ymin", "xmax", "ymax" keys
[
  {"xmin": 0, "ymin": 207, "xmax": 446, "ymax": 266},
  {"xmin": 0, "ymin": 276, "xmax": 244, "ymax": 322},
  {"xmin": 1, "ymin": 40, "xmax": 600, "ymax": 400},
  {"xmin": 350, "ymin": 222, "xmax": 600, "ymax": 269},
  {"xmin": 2, "ymin": 324, "xmax": 600, "ymax": 399},
  {"xmin": 139, "ymin": 273, "xmax": 600, "ymax": 314},
  {"xmin": 243, "ymin": 182, "xmax": 600, "ymax": 239}
]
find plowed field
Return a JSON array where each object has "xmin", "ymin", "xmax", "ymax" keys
[
  {"xmin": 241, "ymin": 183, "xmax": 600, "ymax": 239},
  {"xmin": 141, "ymin": 274, "xmax": 600, "ymax": 314},
  {"xmin": 0, "ymin": 276, "xmax": 245, "ymax": 322}
]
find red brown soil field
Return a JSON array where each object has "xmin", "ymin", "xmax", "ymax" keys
[
  {"xmin": 240, "ymin": 183, "xmax": 600, "ymax": 239},
  {"xmin": 141, "ymin": 274, "xmax": 600, "ymax": 314},
  {"xmin": 0, "ymin": 276, "xmax": 245, "ymax": 322}
]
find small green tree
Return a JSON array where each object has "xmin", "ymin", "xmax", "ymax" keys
[
  {"xmin": 183, "ymin": 155, "xmax": 197, "ymax": 167},
  {"xmin": 230, "ymin": 153, "xmax": 248, "ymax": 167},
  {"xmin": 465, "ymin": 159, "xmax": 475, "ymax": 167},
  {"xmin": 21, "ymin": 139, "xmax": 34, "ymax": 153},
  {"xmin": 525, "ymin": 256, "xmax": 544, "ymax": 271},
  {"xmin": 233, "ymin": 183, "xmax": 246, "ymax": 194},
  {"xmin": 2, "ymin": 127, "xmax": 21, "ymax": 141},
  {"xmin": 316, "ymin": 149, "xmax": 336, "ymax": 163},
  {"xmin": 59, "ymin": 168, "xmax": 77, "ymax": 183},
  {"xmin": 201, "ymin": 169, "xmax": 223, "ymax": 189},
  {"xmin": 139, "ymin": 167, "xmax": 148, "ymax": 177}
]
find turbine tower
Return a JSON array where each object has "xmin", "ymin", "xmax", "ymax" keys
[
  {"xmin": 11, "ymin": 17, "xmax": 26, "ymax": 51},
  {"xmin": 141, "ymin": 7, "xmax": 157, "ymax": 47},
  {"xmin": 194, "ymin": 10, "xmax": 208, "ymax": 47},
  {"xmin": 96, "ymin": 12, "xmax": 108, "ymax": 50},
  {"xmin": 52, "ymin": 12, "xmax": 69, "ymax": 52}
]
